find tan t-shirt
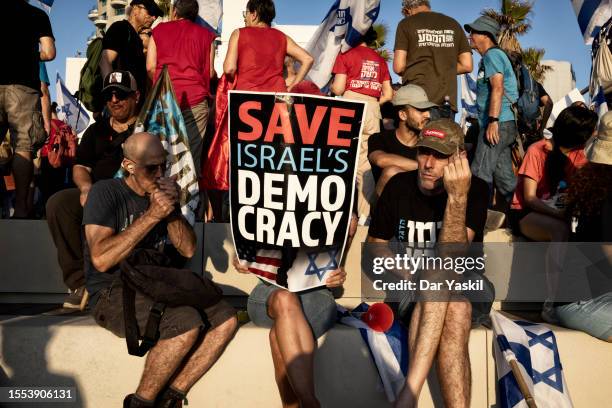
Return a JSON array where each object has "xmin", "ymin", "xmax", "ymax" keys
[{"xmin": 394, "ymin": 11, "xmax": 471, "ymax": 111}]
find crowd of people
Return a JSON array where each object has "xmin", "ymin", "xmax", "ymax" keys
[{"xmin": 2, "ymin": 0, "xmax": 612, "ymax": 407}]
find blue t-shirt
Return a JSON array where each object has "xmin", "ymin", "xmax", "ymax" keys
[
  {"xmin": 39, "ymin": 62, "xmax": 50, "ymax": 85},
  {"xmin": 476, "ymin": 47, "xmax": 518, "ymax": 125}
]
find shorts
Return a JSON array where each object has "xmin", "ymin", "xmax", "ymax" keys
[
  {"xmin": 92, "ymin": 278, "xmax": 235, "ymax": 340},
  {"xmin": 182, "ymin": 99, "xmax": 209, "ymax": 178},
  {"xmin": 247, "ymin": 281, "xmax": 337, "ymax": 339},
  {"xmin": 555, "ymin": 292, "xmax": 612, "ymax": 341},
  {"xmin": 0, "ymin": 84, "xmax": 46, "ymax": 153}
]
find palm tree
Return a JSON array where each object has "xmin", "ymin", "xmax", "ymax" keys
[
  {"xmin": 371, "ymin": 23, "xmax": 391, "ymax": 62},
  {"xmin": 482, "ymin": 0, "xmax": 534, "ymax": 53},
  {"xmin": 521, "ymin": 47, "xmax": 552, "ymax": 82}
]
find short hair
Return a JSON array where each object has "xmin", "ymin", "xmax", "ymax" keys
[
  {"xmin": 174, "ymin": 0, "xmax": 199, "ymax": 22},
  {"xmin": 402, "ymin": 0, "xmax": 431, "ymax": 14},
  {"xmin": 246, "ymin": 0, "xmax": 276, "ymax": 26}
]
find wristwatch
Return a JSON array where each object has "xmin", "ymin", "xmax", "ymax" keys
[{"xmin": 488, "ymin": 116, "xmax": 499, "ymax": 123}]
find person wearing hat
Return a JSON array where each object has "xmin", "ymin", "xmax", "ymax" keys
[
  {"xmin": 100, "ymin": 0, "xmax": 163, "ymax": 98},
  {"xmin": 46, "ymin": 71, "xmax": 140, "ymax": 310},
  {"xmin": 368, "ymin": 119, "xmax": 491, "ymax": 407},
  {"xmin": 393, "ymin": 0, "xmax": 473, "ymax": 119},
  {"xmin": 465, "ymin": 15, "xmax": 519, "ymax": 204},
  {"xmin": 368, "ymin": 84, "xmax": 437, "ymax": 198},
  {"xmin": 560, "ymin": 110, "xmax": 612, "ymax": 342}
]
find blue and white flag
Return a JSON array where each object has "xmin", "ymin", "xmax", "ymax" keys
[
  {"xmin": 35, "ymin": 0, "xmax": 54, "ymax": 13},
  {"xmin": 55, "ymin": 73, "xmax": 90, "ymax": 134},
  {"xmin": 305, "ymin": 0, "xmax": 381, "ymax": 88},
  {"xmin": 195, "ymin": 0, "xmax": 222, "ymax": 35},
  {"xmin": 337, "ymin": 303, "xmax": 408, "ymax": 402},
  {"xmin": 491, "ymin": 311, "xmax": 573, "ymax": 408},
  {"xmin": 135, "ymin": 67, "xmax": 199, "ymax": 225},
  {"xmin": 572, "ymin": 0, "xmax": 612, "ymax": 44},
  {"xmin": 546, "ymin": 88, "xmax": 586, "ymax": 128},
  {"xmin": 591, "ymin": 84, "xmax": 609, "ymax": 117},
  {"xmin": 460, "ymin": 73, "xmax": 478, "ymax": 132}
]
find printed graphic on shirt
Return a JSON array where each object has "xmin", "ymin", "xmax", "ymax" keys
[
  {"xmin": 349, "ymin": 60, "xmax": 383, "ymax": 91},
  {"xmin": 417, "ymin": 29, "xmax": 456, "ymax": 48},
  {"xmin": 397, "ymin": 219, "xmax": 443, "ymax": 246}
]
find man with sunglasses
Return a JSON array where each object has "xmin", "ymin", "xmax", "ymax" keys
[
  {"xmin": 83, "ymin": 132, "xmax": 237, "ymax": 408},
  {"xmin": 368, "ymin": 84, "xmax": 436, "ymax": 201},
  {"xmin": 46, "ymin": 71, "xmax": 140, "ymax": 309},
  {"xmin": 100, "ymin": 0, "xmax": 163, "ymax": 97},
  {"xmin": 367, "ymin": 119, "xmax": 491, "ymax": 407}
]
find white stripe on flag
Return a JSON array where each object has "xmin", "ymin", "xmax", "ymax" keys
[
  {"xmin": 546, "ymin": 88, "xmax": 586, "ymax": 128},
  {"xmin": 572, "ymin": 0, "xmax": 612, "ymax": 44}
]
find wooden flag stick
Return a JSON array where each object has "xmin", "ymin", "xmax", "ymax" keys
[{"xmin": 509, "ymin": 359, "xmax": 538, "ymax": 408}]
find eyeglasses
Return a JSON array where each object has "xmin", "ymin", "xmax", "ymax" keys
[
  {"xmin": 105, "ymin": 89, "xmax": 132, "ymax": 102},
  {"xmin": 242, "ymin": 10, "xmax": 247, "ymax": 18}
]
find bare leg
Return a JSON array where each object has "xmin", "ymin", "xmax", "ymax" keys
[
  {"xmin": 270, "ymin": 326, "xmax": 299, "ymax": 408},
  {"xmin": 395, "ymin": 301, "xmax": 449, "ymax": 408},
  {"xmin": 267, "ymin": 290, "xmax": 320, "ymax": 408},
  {"xmin": 436, "ymin": 299, "xmax": 472, "ymax": 408},
  {"xmin": 170, "ymin": 316, "xmax": 238, "ymax": 392},
  {"xmin": 12, "ymin": 151, "xmax": 32, "ymax": 218},
  {"xmin": 135, "ymin": 327, "xmax": 200, "ymax": 401}
]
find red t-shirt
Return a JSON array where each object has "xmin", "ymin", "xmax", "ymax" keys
[
  {"xmin": 152, "ymin": 19, "xmax": 215, "ymax": 109},
  {"xmin": 511, "ymin": 139, "xmax": 588, "ymax": 210},
  {"xmin": 332, "ymin": 45, "xmax": 391, "ymax": 98},
  {"xmin": 291, "ymin": 80, "xmax": 324, "ymax": 96},
  {"xmin": 236, "ymin": 27, "xmax": 287, "ymax": 92}
]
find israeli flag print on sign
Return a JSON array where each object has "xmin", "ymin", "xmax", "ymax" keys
[
  {"xmin": 572, "ymin": 0, "xmax": 612, "ymax": 44},
  {"xmin": 491, "ymin": 311, "xmax": 573, "ymax": 408}
]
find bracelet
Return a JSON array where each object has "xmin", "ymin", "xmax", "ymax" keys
[{"xmin": 488, "ymin": 116, "xmax": 499, "ymax": 123}]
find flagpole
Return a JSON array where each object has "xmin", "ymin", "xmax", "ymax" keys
[{"xmin": 490, "ymin": 312, "xmax": 538, "ymax": 408}]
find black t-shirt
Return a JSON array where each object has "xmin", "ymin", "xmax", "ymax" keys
[
  {"xmin": 102, "ymin": 20, "xmax": 146, "ymax": 93},
  {"xmin": 0, "ymin": 1, "xmax": 54, "ymax": 91},
  {"xmin": 75, "ymin": 119, "xmax": 135, "ymax": 182},
  {"xmin": 368, "ymin": 129, "xmax": 418, "ymax": 183},
  {"xmin": 369, "ymin": 171, "xmax": 489, "ymax": 243},
  {"xmin": 574, "ymin": 190, "xmax": 612, "ymax": 242},
  {"xmin": 83, "ymin": 178, "xmax": 168, "ymax": 298}
]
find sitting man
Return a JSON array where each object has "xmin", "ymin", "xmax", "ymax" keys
[
  {"xmin": 46, "ymin": 70, "xmax": 140, "ymax": 308},
  {"xmin": 85, "ymin": 132, "xmax": 237, "ymax": 407},
  {"xmin": 367, "ymin": 119, "xmax": 490, "ymax": 407},
  {"xmin": 368, "ymin": 84, "xmax": 436, "ymax": 199}
]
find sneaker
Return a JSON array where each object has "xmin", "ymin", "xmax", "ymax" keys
[
  {"xmin": 541, "ymin": 301, "xmax": 559, "ymax": 324},
  {"xmin": 62, "ymin": 287, "xmax": 85, "ymax": 309}
]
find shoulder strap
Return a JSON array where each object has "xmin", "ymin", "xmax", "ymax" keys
[{"xmin": 122, "ymin": 281, "xmax": 166, "ymax": 357}]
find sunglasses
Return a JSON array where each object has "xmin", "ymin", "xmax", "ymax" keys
[
  {"xmin": 132, "ymin": 161, "xmax": 167, "ymax": 175},
  {"xmin": 105, "ymin": 89, "xmax": 132, "ymax": 102}
]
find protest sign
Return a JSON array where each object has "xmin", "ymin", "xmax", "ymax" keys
[{"xmin": 229, "ymin": 91, "xmax": 365, "ymax": 291}]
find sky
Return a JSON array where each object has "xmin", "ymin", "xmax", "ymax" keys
[{"xmin": 44, "ymin": 0, "xmax": 593, "ymax": 101}]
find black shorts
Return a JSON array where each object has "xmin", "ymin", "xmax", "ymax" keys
[{"xmin": 92, "ymin": 278, "xmax": 235, "ymax": 340}]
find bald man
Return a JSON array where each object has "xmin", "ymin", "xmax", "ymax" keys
[{"xmin": 84, "ymin": 133, "xmax": 238, "ymax": 408}]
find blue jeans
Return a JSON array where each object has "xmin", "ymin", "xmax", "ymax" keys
[
  {"xmin": 247, "ymin": 281, "xmax": 337, "ymax": 339},
  {"xmin": 470, "ymin": 120, "xmax": 517, "ymax": 202},
  {"xmin": 555, "ymin": 292, "xmax": 612, "ymax": 341}
]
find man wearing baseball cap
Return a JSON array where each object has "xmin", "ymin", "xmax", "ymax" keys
[
  {"xmin": 100, "ymin": 0, "xmax": 164, "ymax": 98},
  {"xmin": 464, "ymin": 15, "xmax": 519, "ymax": 204},
  {"xmin": 368, "ymin": 119, "xmax": 491, "ymax": 407},
  {"xmin": 46, "ymin": 71, "xmax": 140, "ymax": 310},
  {"xmin": 368, "ymin": 84, "xmax": 437, "ymax": 198}
]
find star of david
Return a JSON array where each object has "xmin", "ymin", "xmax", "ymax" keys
[
  {"xmin": 61, "ymin": 104, "xmax": 73, "ymax": 117},
  {"xmin": 304, "ymin": 248, "xmax": 339, "ymax": 281}
]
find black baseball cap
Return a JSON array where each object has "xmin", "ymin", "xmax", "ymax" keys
[
  {"xmin": 130, "ymin": 0, "xmax": 164, "ymax": 18},
  {"xmin": 102, "ymin": 70, "xmax": 138, "ymax": 95}
]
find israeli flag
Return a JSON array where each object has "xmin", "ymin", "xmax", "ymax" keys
[
  {"xmin": 337, "ymin": 303, "xmax": 408, "ymax": 402},
  {"xmin": 35, "ymin": 0, "xmax": 54, "ymax": 13},
  {"xmin": 460, "ymin": 73, "xmax": 478, "ymax": 132},
  {"xmin": 491, "ymin": 311, "xmax": 573, "ymax": 408},
  {"xmin": 546, "ymin": 88, "xmax": 586, "ymax": 128},
  {"xmin": 305, "ymin": 0, "xmax": 381, "ymax": 88},
  {"xmin": 572, "ymin": 0, "xmax": 612, "ymax": 44},
  {"xmin": 55, "ymin": 73, "xmax": 90, "ymax": 134},
  {"xmin": 195, "ymin": 0, "xmax": 222, "ymax": 35},
  {"xmin": 592, "ymin": 84, "xmax": 609, "ymax": 117}
]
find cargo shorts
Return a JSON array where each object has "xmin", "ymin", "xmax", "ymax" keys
[{"xmin": 0, "ymin": 84, "xmax": 46, "ymax": 153}]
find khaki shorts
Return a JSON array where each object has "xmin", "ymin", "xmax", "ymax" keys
[
  {"xmin": 0, "ymin": 84, "xmax": 46, "ymax": 153},
  {"xmin": 93, "ymin": 278, "xmax": 235, "ymax": 340}
]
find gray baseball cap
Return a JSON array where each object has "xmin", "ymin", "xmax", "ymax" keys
[
  {"xmin": 392, "ymin": 84, "xmax": 438, "ymax": 110},
  {"xmin": 464, "ymin": 15, "xmax": 500, "ymax": 42}
]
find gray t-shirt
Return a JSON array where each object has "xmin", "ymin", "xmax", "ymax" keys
[{"xmin": 83, "ymin": 178, "xmax": 167, "ymax": 300}]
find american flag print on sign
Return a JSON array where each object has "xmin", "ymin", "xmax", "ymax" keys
[{"xmin": 236, "ymin": 242, "xmax": 282, "ymax": 282}]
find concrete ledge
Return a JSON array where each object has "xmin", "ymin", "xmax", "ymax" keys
[{"xmin": 0, "ymin": 314, "xmax": 488, "ymax": 408}]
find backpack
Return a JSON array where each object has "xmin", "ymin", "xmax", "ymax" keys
[
  {"xmin": 47, "ymin": 121, "xmax": 77, "ymax": 168},
  {"xmin": 76, "ymin": 37, "xmax": 104, "ymax": 113},
  {"xmin": 513, "ymin": 62, "xmax": 540, "ymax": 133}
]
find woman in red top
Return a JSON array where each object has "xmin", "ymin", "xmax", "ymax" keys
[{"xmin": 223, "ymin": 0, "xmax": 313, "ymax": 92}]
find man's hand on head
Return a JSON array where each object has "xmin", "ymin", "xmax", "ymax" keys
[{"xmin": 443, "ymin": 152, "xmax": 471, "ymax": 201}]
